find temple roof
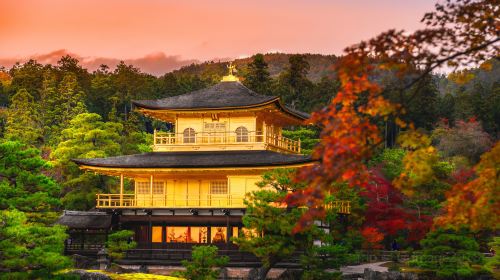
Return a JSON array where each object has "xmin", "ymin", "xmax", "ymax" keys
[
  {"xmin": 73, "ymin": 150, "xmax": 313, "ymax": 169},
  {"xmin": 57, "ymin": 211, "xmax": 112, "ymax": 229},
  {"xmin": 132, "ymin": 81, "xmax": 310, "ymax": 120}
]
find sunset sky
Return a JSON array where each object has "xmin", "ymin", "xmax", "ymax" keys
[{"xmin": 1, "ymin": 0, "xmax": 436, "ymax": 75}]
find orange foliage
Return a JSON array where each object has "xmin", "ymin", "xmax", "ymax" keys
[{"xmin": 434, "ymin": 141, "xmax": 500, "ymax": 231}]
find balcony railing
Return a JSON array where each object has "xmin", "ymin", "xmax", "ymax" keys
[
  {"xmin": 153, "ymin": 130, "xmax": 301, "ymax": 154},
  {"xmin": 96, "ymin": 193, "xmax": 246, "ymax": 208},
  {"xmin": 96, "ymin": 193, "xmax": 351, "ymax": 214}
]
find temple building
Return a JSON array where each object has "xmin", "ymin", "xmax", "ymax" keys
[{"xmin": 59, "ymin": 66, "xmax": 350, "ymax": 264}]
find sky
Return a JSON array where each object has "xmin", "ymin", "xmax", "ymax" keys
[{"xmin": 1, "ymin": 0, "xmax": 437, "ymax": 75}]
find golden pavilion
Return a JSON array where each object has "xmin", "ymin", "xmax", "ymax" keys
[{"xmin": 59, "ymin": 67, "xmax": 349, "ymax": 264}]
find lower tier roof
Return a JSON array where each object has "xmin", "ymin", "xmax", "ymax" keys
[{"xmin": 73, "ymin": 150, "xmax": 313, "ymax": 169}]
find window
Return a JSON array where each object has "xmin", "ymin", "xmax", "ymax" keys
[
  {"xmin": 166, "ymin": 226, "xmax": 208, "ymax": 243},
  {"xmin": 211, "ymin": 227, "xmax": 227, "ymax": 243},
  {"xmin": 183, "ymin": 128, "xmax": 196, "ymax": 143},
  {"xmin": 235, "ymin": 126, "xmax": 249, "ymax": 142},
  {"xmin": 204, "ymin": 122, "xmax": 226, "ymax": 131},
  {"xmin": 153, "ymin": 182, "xmax": 164, "ymax": 194},
  {"xmin": 210, "ymin": 181, "xmax": 228, "ymax": 195},
  {"xmin": 136, "ymin": 181, "xmax": 164, "ymax": 194},
  {"xmin": 136, "ymin": 182, "xmax": 149, "ymax": 194},
  {"xmin": 152, "ymin": 226, "xmax": 163, "ymax": 243}
]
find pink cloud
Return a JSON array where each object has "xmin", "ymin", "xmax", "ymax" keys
[{"xmin": 0, "ymin": 50, "xmax": 198, "ymax": 76}]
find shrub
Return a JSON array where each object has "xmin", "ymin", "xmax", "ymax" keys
[
  {"xmin": 106, "ymin": 230, "xmax": 137, "ymax": 261},
  {"xmin": 409, "ymin": 228, "xmax": 484, "ymax": 279},
  {"xmin": 174, "ymin": 245, "xmax": 229, "ymax": 280}
]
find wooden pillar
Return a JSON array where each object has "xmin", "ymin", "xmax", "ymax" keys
[
  {"xmin": 120, "ymin": 174, "xmax": 124, "ymax": 206},
  {"xmin": 150, "ymin": 175, "xmax": 153, "ymax": 206},
  {"xmin": 262, "ymin": 120, "xmax": 267, "ymax": 143}
]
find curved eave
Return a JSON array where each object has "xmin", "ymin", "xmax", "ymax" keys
[
  {"xmin": 134, "ymin": 98, "xmax": 309, "ymax": 123},
  {"xmin": 76, "ymin": 161, "xmax": 316, "ymax": 176}
]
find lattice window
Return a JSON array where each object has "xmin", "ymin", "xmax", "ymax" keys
[
  {"xmin": 136, "ymin": 181, "xmax": 164, "ymax": 194},
  {"xmin": 204, "ymin": 122, "xmax": 226, "ymax": 131},
  {"xmin": 153, "ymin": 182, "xmax": 164, "ymax": 194},
  {"xmin": 136, "ymin": 181, "xmax": 149, "ymax": 194},
  {"xmin": 210, "ymin": 181, "xmax": 228, "ymax": 194}
]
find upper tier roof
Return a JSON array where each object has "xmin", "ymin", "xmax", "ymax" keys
[
  {"xmin": 132, "ymin": 81, "xmax": 310, "ymax": 120},
  {"xmin": 73, "ymin": 150, "xmax": 312, "ymax": 169}
]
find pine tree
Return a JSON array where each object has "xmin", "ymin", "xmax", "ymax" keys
[
  {"xmin": 5, "ymin": 88, "xmax": 42, "ymax": 146},
  {"xmin": 53, "ymin": 113, "xmax": 123, "ymax": 210},
  {"xmin": 0, "ymin": 141, "xmax": 71, "ymax": 278},
  {"xmin": 40, "ymin": 73, "xmax": 87, "ymax": 144},
  {"xmin": 244, "ymin": 54, "xmax": 271, "ymax": 94}
]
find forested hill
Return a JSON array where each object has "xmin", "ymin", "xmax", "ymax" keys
[{"xmin": 173, "ymin": 53, "xmax": 338, "ymax": 82}]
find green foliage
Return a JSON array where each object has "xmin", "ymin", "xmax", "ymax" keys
[
  {"xmin": 0, "ymin": 141, "xmax": 71, "ymax": 279},
  {"xmin": 233, "ymin": 169, "xmax": 313, "ymax": 277},
  {"xmin": 106, "ymin": 230, "xmax": 137, "ymax": 261},
  {"xmin": 0, "ymin": 141, "xmax": 60, "ymax": 220},
  {"xmin": 282, "ymin": 127, "xmax": 319, "ymax": 155},
  {"xmin": 5, "ymin": 88, "xmax": 43, "ymax": 146},
  {"xmin": 483, "ymin": 237, "xmax": 500, "ymax": 273},
  {"xmin": 0, "ymin": 210, "xmax": 72, "ymax": 279},
  {"xmin": 40, "ymin": 73, "xmax": 87, "ymax": 145},
  {"xmin": 370, "ymin": 148, "xmax": 406, "ymax": 180},
  {"xmin": 53, "ymin": 113, "xmax": 123, "ymax": 210},
  {"xmin": 409, "ymin": 228, "xmax": 484, "ymax": 279},
  {"xmin": 174, "ymin": 245, "xmax": 228, "ymax": 280},
  {"xmin": 243, "ymin": 53, "xmax": 272, "ymax": 94}
]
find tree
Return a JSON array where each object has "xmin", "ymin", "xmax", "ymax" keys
[
  {"xmin": 362, "ymin": 171, "xmax": 433, "ymax": 248},
  {"xmin": 233, "ymin": 169, "xmax": 314, "ymax": 280},
  {"xmin": 244, "ymin": 54, "xmax": 271, "ymax": 94},
  {"xmin": 106, "ymin": 230, "xmax": 137, "ymax": 261},
  {"xmin": 434, "ymin": 141, "xmax": 500, "ymax": 231},
  {"xmin": 286, "ymin": 0, "xmax": 499, "ymax": 230},
  {"xmin": 0, "ymin": 141, "xmax": 61, "ymax": 222},
  {"xmin": 432, "ymin": 118, "xmax": 493, "ymax": 164},
  {"xmin": 40, "ymin": 73, "xmax": 87, "ymax": 145},
  {"xmin": 8, "ymin": 59, "xmax": 45, "ymax": 101},
  {"xmin": 409, "ymin": 228, "xmax": 484, "ymax": 279},
  {"xmin": 282, "ymin": 127, "xmax": 319, "ymax": 155},
  {"xmin": 5, "ymin": 89, "xmax": 42, "ymax": 146},
  {"xmin": 52, "ymin": 113, "xmax": 123, "ymax": 210},
  {"xmin": 174, "ymin": 245, "xmax": 229, "ymax": 280},
  {"xmin": 0, "ymin": 210, "xmax": 71, "ymax": 279},
  {"xmin": 276, "ymin": 54, "xmax": 313, "ymax": 109},
  {"xmin": 0, "ymin": 141, "xmax": 71, "ymax": 278}
]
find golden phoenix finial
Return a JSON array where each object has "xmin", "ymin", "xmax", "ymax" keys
[{"xmin": 221, "ymin": 61, "xmax": 239, "ymax": 82}]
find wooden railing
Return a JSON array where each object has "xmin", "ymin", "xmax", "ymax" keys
[
  {"xmin": 154, "ymin": 130, "xmax": 301, "ymax": 154},
  {"xmin": 96, "ymin": 193, "xmax": 246, "ymax": 208},
  {"xmin": 326, "ymin": 200, "xmax": 351, "ymax": 214},
  {"xmin": 96, "ymin": 193, "xmax": 351, "ymax": 214}
]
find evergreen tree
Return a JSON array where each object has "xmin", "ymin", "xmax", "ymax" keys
[
  {"xmin": 40, "ymin": 73, "xmax": 87, "ymax": 144},
  {"xmin": 5, "ymin": 89, "xmax": 42, "ymax": 146},
  {"xmin": 52, "ymin": 113, "xmax": 123, "ymax": 210},
  {"xmin": 275, "ymin": 54, "xmax": 313, "ymax": 109},
  {"xmin": 0, "ymin": 141, "xmax": 71, "ymax": 278},
  {"xmin": 233, "ymin": 169, "xmax": 315, "ymax": 280},
  {"xmin": 409, "ymin": 228, "xmax": 484, "ymax": 279},
  {"xmin": 244, "ymin": 54, "xmax": 271, "ymax": 94}
]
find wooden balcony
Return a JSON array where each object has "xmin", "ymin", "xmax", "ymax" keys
[
  {"xmin": 96, "ymin": 193, "xmax": 351, "ymax": 214},
  {"xmin": 96, "ymin": 193, "xmax": 246, "ymax": 208},
  {"xmin": 153, "ymin": 130, "xmax": 301, "ymax": 154}
]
